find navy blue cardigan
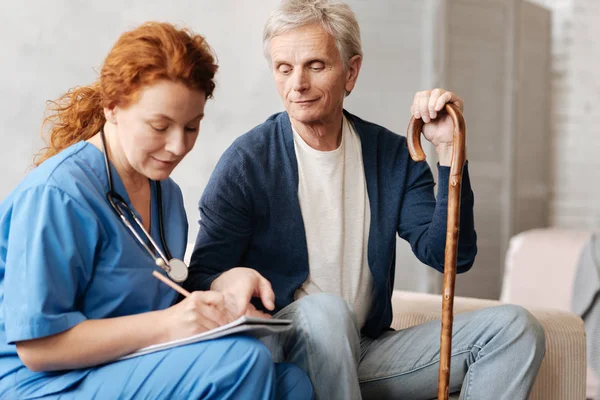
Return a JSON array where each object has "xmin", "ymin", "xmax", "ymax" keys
[{"xmin": 186, "ymin": 110, "xmax": 477, "ymax": 337}]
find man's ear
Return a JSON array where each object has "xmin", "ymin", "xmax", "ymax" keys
[{"xmin": 345, "ymin": 55, "xmax": 363, "ymax": 95}]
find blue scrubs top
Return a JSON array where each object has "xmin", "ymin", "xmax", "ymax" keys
[{"xmin": 0, "ymin": 141, "xmax": 187, "ymax": 396}]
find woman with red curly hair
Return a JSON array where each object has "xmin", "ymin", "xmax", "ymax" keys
[{"xmin": 0, "ymin": 22, "xmax": 313, "ymax": 399}]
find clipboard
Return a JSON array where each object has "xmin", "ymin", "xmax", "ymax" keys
[{"xmin": 118, "ymin": 316, "xmax": 292, "ymax": 361}]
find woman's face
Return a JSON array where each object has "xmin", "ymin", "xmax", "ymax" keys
[{"xmin": 106, "ymin": 80, "xmax": 206, "ymax": 181}]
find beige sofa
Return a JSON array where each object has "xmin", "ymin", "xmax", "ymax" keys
[
  {"xmin": 391, "ymin": 228, "xmax": 591, "ymax": 400},
  {"xmin": 502, "ymin": 228, "xmax": 595, "ymax": 399},
  {"xmin": 391, "ymin": 290, "xmax": 586, "ymax": 400}
]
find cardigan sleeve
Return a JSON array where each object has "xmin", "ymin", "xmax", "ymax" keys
[
  {"xmin": 184, "ymin": 145, "xmax": 253, "ymax": 292},
  {"xmin": 397, "ymin": 160, "xmax": 477, "ymax": 273}
]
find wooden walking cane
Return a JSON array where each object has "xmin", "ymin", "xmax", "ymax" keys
[{"xmin": 406, "ymin": 103, "xmax": 466, "ymax": 400}]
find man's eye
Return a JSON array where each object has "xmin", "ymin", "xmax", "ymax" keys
[
  {"xmin": 278, "ymin": 65, "xmax": 292, "ymax": 74},
  {"xmin": 310, "ymin": 63, "xmax": 325, "ymax": 71},
  {"xmin": 151, "ymin": 125, "xmax": 168, "ymax": 132}
]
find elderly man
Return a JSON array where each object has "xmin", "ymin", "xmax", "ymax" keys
[{"xmin": 185, "ymin": 1, "xmax": 546, "ymax": 399}]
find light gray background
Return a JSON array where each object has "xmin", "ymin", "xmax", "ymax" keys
[{"xmin": 0, "ymin": 1, "xmax": 442, "ymax": 292}]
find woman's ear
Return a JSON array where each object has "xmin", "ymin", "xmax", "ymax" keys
[{"xmin": 103, "ymin": 104, "xmax": 118, "ymax": 125}]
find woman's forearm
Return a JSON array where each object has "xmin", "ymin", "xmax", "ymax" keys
[{"xmin": 16, "ymin": 309, "xmax": 171, "ymax": 372}]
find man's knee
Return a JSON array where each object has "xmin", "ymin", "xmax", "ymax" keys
[
  {"xmin": 494, "ymin": 304, "xmax": 546, "ymax": 356},
  {"xmin": 290, "ymin": 293, "xmax": 360, "ymax": 355},
  {"xmin": 296, "ymin": 292, "xmax": 357, "ymax": 331}
]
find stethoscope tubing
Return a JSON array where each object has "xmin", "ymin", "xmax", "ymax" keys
[{"xmin": 99, "ymin": 128, "xmax": 181, "ymax": 278}]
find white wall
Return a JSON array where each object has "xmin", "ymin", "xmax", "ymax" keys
[
  {"xmin": 0, "ymin": 0, "xmax": 439, "ymax": 291},
  {"xmin": 0, "ymin": 0, "xmax": 283, "ymax": 222},
  {"xmin": 528, "ymin": 0, "xmax": 599, "ymax": 229}
]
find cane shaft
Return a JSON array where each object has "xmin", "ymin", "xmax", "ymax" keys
[
  {"xmin": 438, "ymin": 181, "xmax": 461, "ymax": 399},
  {"xmin": 406, "ymin": 103, "xmax": 466, "ymax": 400}
]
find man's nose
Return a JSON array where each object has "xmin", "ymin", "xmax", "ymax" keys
[{"xmin": 291, "ymin": 68, "xmax": 309, "ymax": 92}]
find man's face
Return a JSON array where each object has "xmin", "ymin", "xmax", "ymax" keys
[{"xmin": 269, "ymin": 24, "xmax": 360, "ymax": 127}]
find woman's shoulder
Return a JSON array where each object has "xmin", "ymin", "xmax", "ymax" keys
[{"xmin": 2, "ymin": 142, "xmax": 105, "ymax": 209}]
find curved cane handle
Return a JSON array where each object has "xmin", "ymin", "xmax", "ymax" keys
[{"xmin": 406, "ymin": 103, "xmax": 466, "ymax": 184}]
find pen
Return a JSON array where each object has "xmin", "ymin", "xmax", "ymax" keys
[{"xmin": 152, "ymin": 270, "xmax": 191, "ymax": 298}]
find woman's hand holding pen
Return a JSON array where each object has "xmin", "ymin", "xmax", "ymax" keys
[
  {"xmin": 151, "ymin": 269, "xmax": 273, "ymax": 343},
  {"xmin": 162, "ymin": 291, "xmax": 238, "ymax": 341}
]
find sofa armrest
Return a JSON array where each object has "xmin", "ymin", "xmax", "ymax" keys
[
  {"xmin": 391, "ymin": 290, "xmax": 587, "ymax": 400},
  {"xmin": 500, "ymin": 228, "xmax": 591, "ymax": 310}
]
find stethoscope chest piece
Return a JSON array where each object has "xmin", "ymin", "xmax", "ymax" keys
[{"xmin": 159, "ymin": 258, "xmax": 188, "ymax": 283}]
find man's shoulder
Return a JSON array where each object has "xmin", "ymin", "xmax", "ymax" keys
[
  {"xmin": 213, "ymin": 112, "xmax": 288, "ymax": 175},
  {"xmin": 230, "ymin": 112, "xmax": 286, "ymax": 152}
]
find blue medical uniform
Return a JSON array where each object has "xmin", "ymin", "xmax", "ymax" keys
[{"xmin": 0, "ymin": 142, "xmax": 313, "ymax": 399}]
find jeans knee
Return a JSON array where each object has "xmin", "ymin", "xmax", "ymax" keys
[
  {"xmin": 293, "ymin": 293, "xmax": 359, "ymax": 356},
  {"xmin": 496, "ymin": 304, "xmax": 546, "ymax": 356},
  {"xmin": 297, "ymin": 293, "xmax": 355, "ymax": 327}
]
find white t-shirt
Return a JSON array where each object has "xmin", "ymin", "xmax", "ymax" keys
[{"xmin": 292, "ymin": 116, "xmax": 374, "ymax": 328}]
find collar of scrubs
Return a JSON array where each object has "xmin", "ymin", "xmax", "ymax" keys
[{"xmin": 81, "ymin": 141, "xmax": 162, "ymax": 244}]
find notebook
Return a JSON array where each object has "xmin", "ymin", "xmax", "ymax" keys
[{"xmin": 118, "ymin": 316, "xmax": 292, "ymax": 361}]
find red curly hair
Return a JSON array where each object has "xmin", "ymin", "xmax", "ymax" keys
[{"xmin": 35, "ymin": 22, "xmax": 218, "ymax": 166}]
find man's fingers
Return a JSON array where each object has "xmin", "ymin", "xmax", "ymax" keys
[
  {"xmin": 412, "ymin": 93, "xmax": 421, "ymax": 119},
  {"xmin": 428, "ymin": 88, "xmax": 443, "ymax": 119},
  {"xmin": 418, "ymin": 91, "xmax": 431, "ymax": 123},
  {"xmin": 435, "ymin": 91, "xmax": 463, "ymax": 112},
  {"xmin": 257, "ymin": 276, "xmax": 275, "ymax": 311},
  {"xmin": 245, "ymin": 305, "xmax": 272, "ymax": 319}
]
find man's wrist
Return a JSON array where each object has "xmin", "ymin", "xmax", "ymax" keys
[
  {"xmin": 435, "ymin": 143, "xmax": 467, "ymax": 166},
  {"xmin": 436, "ymin": 144, "xmax": 453, "ymax": 166},
  {"xmin": 209, "ymin": 273, "xmax": 226, "ymax": 291}
]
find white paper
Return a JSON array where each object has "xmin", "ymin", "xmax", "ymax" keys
[{"xmin": 118, "ymin": 316, "xmax": 292, "ymax": 361}]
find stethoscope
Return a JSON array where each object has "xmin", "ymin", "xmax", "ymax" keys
[{"xmin": 100, "ymin": 128, "xmax": 188, "ymax": 282}]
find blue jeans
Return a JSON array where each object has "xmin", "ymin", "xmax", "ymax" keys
[{"xmin": 260, "ymin": 293, "xmax": 545, "ymax": 400}]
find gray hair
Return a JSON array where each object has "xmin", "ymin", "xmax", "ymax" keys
[{"xmin": 263, "ymin": 0, "xmax": 363, "ymax": 69}]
